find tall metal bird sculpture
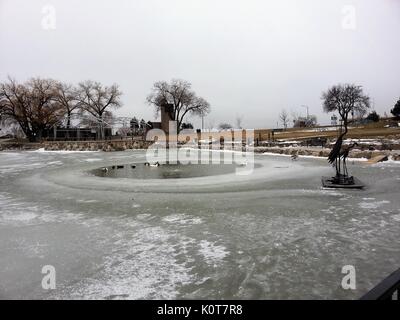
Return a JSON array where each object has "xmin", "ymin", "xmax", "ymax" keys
[
  {"xmin": 339, "ymin": 142, "xmax": 358, "ymax": 176},
  {"xmin": 328, "ymin": 131, "xmax": 346, "ymax": 175},
  {"xmin": 328, "ymin": 131, "xmax": 358, "ymax": 178},
  {"xmin": 323, "ymin": 127, "xmax": 364, "ymax": 189}
]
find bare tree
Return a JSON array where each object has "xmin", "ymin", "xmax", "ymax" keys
[
  {"xmin": 0, "ymin": 109, "xmax": 17, "ymax": 137},
  {"xmin": 235, "ymin": 115, "xmax": 243, "ymax": 129},
  {"xmin": 292, "ymin": 114, "xmax": 317, "ymax": 128},
  {"xmin": 322, "ymin": 84, "xmax": 370, "ymax": 133},
  {"xmin": 0, "ymin": 115, "xmax": 25, "ymax": 139},
  {"xmin": 116, "ymin": 125, "xmax": 131, "ymax": 137},
  {"xmin": 79, "ymin": 110, "xmax": 115, "ymax": 128},
  {"xmin": 77, "ymin": 80, "xmax": 122, "ymax": 139},
  {"xmin": 351, "ymin": 108, "xmax": 367, "ymax": 120},
  {"xmin": 218, "ymin": 122, "xmax": 233, "ymax": 130},
  {"xmin": 291, "ymin": 111, "xmax": 300, "ymax": 122},
  {"xmin": 279, "ymin": 109, "xmax": 290, "ymax": 129},
  {"xmin": 0, "ymin": 104, "xmax": 6, "ymax": 128},
  {"xmin": 0, "ymin": 77, "xmax": 65, "ymax": 142},
  {"xmin": 206, "ymin": 118, "xmax": 215, "ymax": 131},
  {"xmin": 391, "ymin": 98, "xmax": 400, "ymax": 118},
  {"xmin": 146, "ymin": 79, "xmax": 210, "ymax": 132},
  {"xmin": 55, "ymin": 82, "xmax": 79, "ymax": 129}
]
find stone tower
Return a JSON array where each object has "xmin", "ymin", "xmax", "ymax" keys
[{"xmin": 160, "ymin": 102, "xmax": 174, "ymax": 134}]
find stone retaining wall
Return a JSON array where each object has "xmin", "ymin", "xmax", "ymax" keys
[
  {"xmin": 0, "ymin": 142, "xmax": 43, "ymax": 151},
  {"xmin": 253, "ymin": 146, "xmax": 400, "ymax": 161},
  {"xmin": 43, "ymin": 140, "xmax": 153, "ymax": 151},
  {"xmin": 0, "ymin": 140, "xmax": 153, "ymax": 151},
  {"xmin": 1, "ymin": 140, "xmax": 400, "ymax": 161}
]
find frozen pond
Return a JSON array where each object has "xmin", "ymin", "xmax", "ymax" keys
[
  {"xmin": 91, "ymin": 162, "xmax": 245, "ymax": 179},
  {"xmin": 0, "ymin": 149, "xmax": 399, "ymax": 299}
]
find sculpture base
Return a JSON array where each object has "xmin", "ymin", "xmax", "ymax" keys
[{"xmin": 321, "ymin": 175, "xmax": 365, "ymax": 189}]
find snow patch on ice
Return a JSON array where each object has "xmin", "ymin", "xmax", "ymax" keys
[
  {"xmin": 392, "ymin": 214, "xmax": 400, "ymax": 222},
  {"xmin": 32, "ymin": 148, "xmax": 99, "ymax": 153},
  {"xmin": 262, "ymin": 152, "xmax": 368, "ymax": 162},
  {"xmin": 162, "ymin": 213, "xmax": 203, "ymax": 225},
  {"xmin": 76, "ymin": 199, "xmax": 99, "ymax": 203},
  {"xmin": 358, "ymin": 200, "xmax": 390, "ymax": 210},
  {"xmin": 85, "ymin": 158, "xmax": 102, "ymax": 162},
  {"xmin": 136, "ymin": 213, "xmax": 152, "ymax": 221},
  {"xmin": 1, "ymin": 212, "xmax": 38, "ymax": 222},
  {"xmin": 198, "ymin": 240, "xmax": 229, "ymax": 264},
  {"xmin": 47, "ymin": 161, "xmax": 63, "ymax": 165},
  {"xmin": 0, "ymin": 193, "xmax": 83, "ymax": 226},
  {"xmin": 52, "ymin": 224, "xmax": 196, "ymax": 299}
]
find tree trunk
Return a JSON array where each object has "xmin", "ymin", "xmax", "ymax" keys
[
  {"xmin": 66, "ymin": 111, "xmax": 71, "ymax": 129},
  {"xmin": 18, "ymin": 123, "xmax": 36, "ymax": 142},
  {"xmin": 98, "ymin": 113, "xmax": 104, "ymax": 140},
  {"xmin": 27, "ymin": 134, "xmax": 37, "ymax": 142},
  {"xmin": 37, "ymin": 128, "xmax": 43, "ymax": 141},
  {"xmin": 65, "ymin": 111, "xmax": 71, "ymax": 139}
]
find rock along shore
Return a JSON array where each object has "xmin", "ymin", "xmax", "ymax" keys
[
  {"xmin": 252, "ymin": 146, "xmax": 400, "ymax": 161},
  {"xmin": 1, "ymin": 140, "xmax": 400, "ymax": 161},
  {"xmin": 0, "ymin": 140, "xmax": 152, "ymax": 152}
]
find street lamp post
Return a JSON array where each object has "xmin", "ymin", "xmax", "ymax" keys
[{"xmin": 301, "ymin": 105, "xmax": 309, "ymax": 119}]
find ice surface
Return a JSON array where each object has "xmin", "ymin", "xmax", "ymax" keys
[{"xmin": 0, "ymin": 150, "xmax": 399, "ymax": 299}]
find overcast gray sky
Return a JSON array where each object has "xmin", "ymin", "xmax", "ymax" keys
[{"xmin": 0, "ymin": 0, "xmax": 399, "ymax": 128}]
